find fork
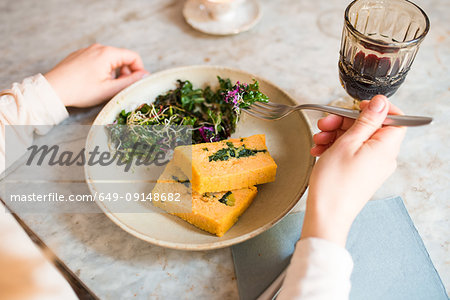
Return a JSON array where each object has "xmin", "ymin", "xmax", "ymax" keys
[{"xmin": 244, "ymin": 102, "xmax": 433, "ymax": 126}]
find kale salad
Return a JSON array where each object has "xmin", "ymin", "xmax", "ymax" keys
[{"xmin": 107, "ymin": 77, "xmax": 268, "ymax": 160}]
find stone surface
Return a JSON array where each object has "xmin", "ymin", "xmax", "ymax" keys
[{"xmin": 1, "ymin": 0, "xmax": 448, "ymax": 298}]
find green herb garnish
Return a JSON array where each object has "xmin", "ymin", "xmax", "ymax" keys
[
  {"xmin": 109, "ymin": 77, "xmax": 269, "ymax": 160},
  {"xmin": 223, "ymin": 79, "xmax": 269, "ymax": 115},
  {"xmin": 218, "ymin": 191, "xmax": 235, "ymax": 206},
  {"xmin": 172, "ymin": 175, "xmax": 190, "ymax": 188},
  {"xmin": 208, "ymin": 142, "xmax": 267, "ymax": 162}
]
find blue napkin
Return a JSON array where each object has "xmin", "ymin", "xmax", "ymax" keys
[{"xmin": 231, "ymin": 197, "xmax": 448, "ymax": 300}]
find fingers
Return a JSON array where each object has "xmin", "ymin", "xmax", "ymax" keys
[
  {"xmin": 364, "ymin": 98, "xmax": 403, "ymax": 116},
  {"xmin": 93, "ymin": 44, "xmax": 149, "ymax": 98},
  {"xmin": 310, "ymin": 145, "xmax": 329, "ymax": 157},
  {"xmin": 318, "ymin": 114, "xmax": 343, "ymax": 131},
  {"xmin": 386, "ymin": 101, "xmax": 403, "ymax": 115},
  {"xmin": 107, "ymin": 47, "xmax": 147, "ymax": 72},
  {"xmin": 314, "ymin": 112, "xmax": 354, "ymax": 157},
  {"xmin": 317, "ymin": 111, "xmax": 358, "ymax": 132},
  {"xmin": 119, "ymin": 65, "xmax": 132, "ymax": 76},
  {"xmin": 359, "ymin": 100, "xmax": 369, "ymax": 111},
  {"xmin": 104, "ymin": 70, "xmax": 148, "ymax": 98},
  {"xmin": 341, "ymin": 117, "xmax": 355, "ymax": 131},
  {"xmin": 87, "ymin": 43, "xmax": 148, "ymax": 73},
  {"xmin": 311, "ymin": 131, "xmax": 335, "ymax": 157},
  {"xmin": 339, "ymin": 95, "xmax": 389, "ymax": 151},
  {"xmin": 366, "ymin": 124, "xmax": 406, "ymax": 158},
  {"xmin": 313, "ymin": 131, "xmax": 336, "ymax": 145}
]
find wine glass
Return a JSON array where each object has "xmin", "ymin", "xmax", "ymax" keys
[{"xmin": 335, "ymin": 0, "xmax": 430, "ymax": 109}]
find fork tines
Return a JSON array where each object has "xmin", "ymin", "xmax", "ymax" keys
[{"xmin": 244, "ymin": 102, "xmax": 287, "ymax": 120}]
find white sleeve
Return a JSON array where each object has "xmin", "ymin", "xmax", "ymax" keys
[
  {"xmin": 278, "ymin": 238, "xmax": 354, "ymax": 300},
  {"xmin": 0, "ymin": 73, "xmax": 69, "ymax": 173},
  {"xmin": 0, "ymin": 75, "xmax": 76, "ymax": 299}
]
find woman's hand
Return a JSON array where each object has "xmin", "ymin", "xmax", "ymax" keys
[
  {"xmin": 44, "ymin": 44, "xmax": 149, "ymax": 107},
  {"xmin": 301, "ymin": 95, "xmax": 406, "ymax": 246}
]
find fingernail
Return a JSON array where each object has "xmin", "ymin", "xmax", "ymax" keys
[
  {"xmin": 369, "ymin": 96, "xmax": 386, "ymax": 112},
  {"xmin": 142, "ymin": 72, "xmax": 150, "ymax": 79}
]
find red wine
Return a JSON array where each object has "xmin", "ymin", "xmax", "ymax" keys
[{"xmin": 339, "ymin": 52, "xmax": 408, "ymax": 100}]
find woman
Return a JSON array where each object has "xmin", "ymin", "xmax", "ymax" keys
[{"xmin": 0, "ymin": 44, "xmax": 405, "ymax": 299}]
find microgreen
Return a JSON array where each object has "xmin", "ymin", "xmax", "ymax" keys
[{"xmin": 109, "ymin": 77, "xmax": 269, "ymax": 160}]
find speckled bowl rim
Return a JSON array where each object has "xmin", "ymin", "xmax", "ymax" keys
[{"xmin": 85, "ymin": 65, "xmax": 315, "ymax": 251}]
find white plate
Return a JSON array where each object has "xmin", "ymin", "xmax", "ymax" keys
[
  {"xmin": 85, "ymin": 65, "xmax": 314, "ymax": 250},
  {"xmin": 183, "ymin": 0, "xmax": 261, "ymax": 36}
]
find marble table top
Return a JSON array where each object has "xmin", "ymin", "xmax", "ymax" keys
[{"xmin": 1, "ymin": 0, "xmax": 449, "ymax": 298}]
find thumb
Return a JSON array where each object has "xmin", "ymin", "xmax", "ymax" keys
[
  {"xmin": 106, "ymin": 70, "xmax": 149, "ymax": 96},
  {"xmin": 340, "ymin": 95, "xmax": 389, "ymax": 149}
]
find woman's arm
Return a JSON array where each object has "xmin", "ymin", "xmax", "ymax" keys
[
  {"xmin": 0, "ymin": 44, "xmax": 148, "ymax": 174},
  {"xmin": 0, "ymin": 44, "xmax": 148, "ymax": 299},
  {"xmin": 0, "ymin": 74, "xmax": 68, "ymax": 173},
  {"xmin": 279, "ymin": 96, "xmax": 406, "ymax": 299}
]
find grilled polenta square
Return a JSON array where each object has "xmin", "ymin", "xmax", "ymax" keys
[
  {"xmin": 172, "ymin": 134, "xmax": 277, "ymax": 194},
  {"xmin": 152, "ymin": 162, "xmax": 258, "ymax": 237}
]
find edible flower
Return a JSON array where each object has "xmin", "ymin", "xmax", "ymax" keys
[
  {"xmin": 223, "ymin": 81, "xmax": 248, "ymax": 114},
  {"xmin": 198, "ymin": 126, "xmax": 220, "ymax": 143}
]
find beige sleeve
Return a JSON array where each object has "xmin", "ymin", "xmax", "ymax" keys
[
  {"xmin": 0, "ymin": 75, "xmax": 76, "ymax": 299},
  {"xmin": 0, "ymin": 73, "xmax": 68, "ymax": 173},
  {"xmin": 278, "ymin": 238, "xmax": 354, "ymax": 300}
]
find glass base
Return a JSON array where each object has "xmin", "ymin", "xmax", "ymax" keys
[{"xmin": 329, "ymin": 96, "xmax": 360, "ymax": 110}]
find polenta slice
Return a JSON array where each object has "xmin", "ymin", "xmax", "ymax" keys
[
  {"xmin": 152, "ymin": 162, "xmax": 258, "ymax": 237},
  {"xmin": 151, "ymin": 162, "xmax": 193, "ymax": 214},
  {"xmin": 172, "ymin": 134, "xmax": 277, "ymax": 194}
]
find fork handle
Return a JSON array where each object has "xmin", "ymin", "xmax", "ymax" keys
[{"xmin": 297, "ymin": 104, "xmax": 433, "ymax": 127}]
